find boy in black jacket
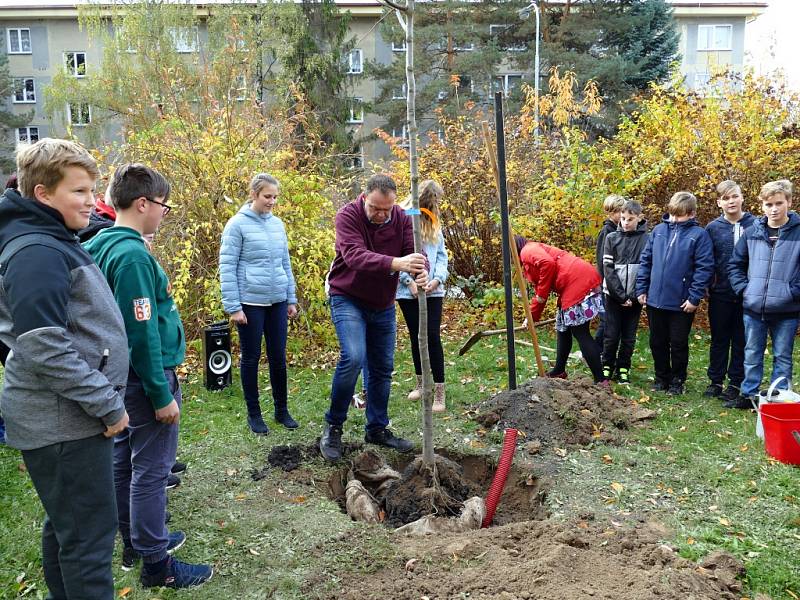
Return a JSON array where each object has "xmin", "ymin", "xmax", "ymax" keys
[
  {"xmin": 602, "ymin": 200, "xmax": 647, "ymax": 384},
  {"xmin": 594, "ymin": 194, "xmax": 625, "ymax": 344}
]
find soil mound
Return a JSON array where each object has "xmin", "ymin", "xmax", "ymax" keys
[
  {"xmin": 267, "ymin": 445, "xmax": 303, "ymax": 471},
  {"xmin": 325, "ymin": 518, "xmax": 745, "ymax": 600},
  {"xmin": 474, "ymin": 377, "xmax": 655, "ymax": 446}
]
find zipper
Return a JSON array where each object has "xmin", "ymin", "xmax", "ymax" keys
[
  {"xmin": 761, "ymin": 230, "xmax": 778, "ymax": 315},
  {"xmin": 657, "ymin": 224, "xmax": 679, "ymax": 307}
]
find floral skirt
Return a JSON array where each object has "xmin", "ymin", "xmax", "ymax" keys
[{"xmin": 555, "ymin": 288, "xmax": 604, "ymax": 332}]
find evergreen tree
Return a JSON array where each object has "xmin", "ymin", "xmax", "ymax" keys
[{"xmin": 0, "ymin": 38, "xmax": 31, "ymax": 173}]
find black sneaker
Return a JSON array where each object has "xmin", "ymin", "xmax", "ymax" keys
[
  {"xmin": 247, "ymin": 414, "xmax": 270, "ymax": 436},
  {"xmin": 122, "ymin": 531, "xmax": 188, "ymax": 571},
  {"xmin": 364, "ymin": 428, "xmax": 414, "ymax": 453},
  {"xmin": 721, "ymin": 385, "xmax": 740, "ymax": 403},
  {"xmin": 617, "ymin": 368, "xmax": 630, "ymax": 385},
  {"xmin": 723, "ymin": 394, "xmax": 755, "ymax": 410},
  {"xmin": 650, "ymin": 379, "xmax": 669, "ymax": 392},
  {"xmin": 667, "ymin": 380, "xmax": 684, "ymax": 396},
  {"xmin": 140, "ymin": 556, "xmax": 213, "ymax": 589},
  {"xmin": 703, "ymin": 383, "xmax": 723, "ymax": 397},
  {"xmin": 319, "ymin": 424, "xmax": 343, "ymax": 462},
  {"xmin": 171, "ymin": 461, "xmax": 186, "ymax": 475},
  {"xmin": 274, "ymin": 411, "xmax": 299, "ymax": 430},
  {"xmin": 166, "ymin": 474, "xmax": 181, "ymax": 490}
]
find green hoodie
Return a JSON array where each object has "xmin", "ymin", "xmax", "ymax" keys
[{"xmin": 84, "ymin": 226, "xmax": 185, "ymax": 409}]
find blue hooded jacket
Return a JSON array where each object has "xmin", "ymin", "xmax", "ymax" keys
[
  {"xmin": 727, "ymin": 212, "xmax": 800, "ymax": 318},
  {"xmin": 635, "ymin": 215, "xmax": 714, "ymax": 311},
  {"xmin": 705, "ymin": 212, "xmax": 755, "ymax": 302}
]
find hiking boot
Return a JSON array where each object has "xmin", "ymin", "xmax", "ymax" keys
[
  {"xmin": 723, "ymin": 394, "xmax": 755, "ymax": 410},
  {"xmin": 650, "ymin": 379, "xmax": 669, "ymax": 392},
  {"xmin": 667, "ymin": 380, "xmax": 684, "ymax": 396},
  {"xmin": 545, "ymin": 370, "xmax": 567, "ymax": 379},
  {"xmin": 140, "ymin": 556, "xmax": 213, "ymax": 589},
  {"xmin": 166, "ymin": 474, "xmax": 181, "ymax": 490},
  {"xmin": 703, "ymin": 383, "xmax": 723, "ymax": 398},
  {"xmin": 171, "ymin": 461, "xmax": 186, "ymax": 475},
  {"xmin": 122, "ymin": 531, "xmax": 188, "ymax": 571},
  {"xmin": 432, "ymin": 383, "xmax": 446, "ymax": 413},
  {"xmin": 721, "ymin": 385, "xmax": 740, "ymax": 403},
  {"xmin": 319, "ymin": 424, "xmax": 343, "ymax": 462},
  {"xmin": 407, "ymin": 375, "xmax": 423, "ymax": 401},
  {"xmin": 364, "ymin": 428, "xmax": 414, "ymax": 453},
  {"xmin": 274, "ymin": 410, "xmax": 299, "ymax": 430},
  {"xmin": 617, "ymin": 368, "xmax": 630, "ymax": 385},
  {"xmin": 602, "ymin": 365, "xmax": 612, "ymax": 380},
  {"xmin": 247, "ymin": 414, "xmax": 270, "ymax": 436}
]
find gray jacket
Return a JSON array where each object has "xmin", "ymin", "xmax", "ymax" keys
[{"xmin": 0, "ymin": 189, "xmax": 128, "ymax": 450}]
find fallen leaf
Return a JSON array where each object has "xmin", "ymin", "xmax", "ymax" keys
[
  {"xmin": 601, "ymin": 454, "xmax": 613, "ymax": 464},
  {"xmin": 118, "ymin": 587, "xmax": 132, "ymax": 598},
  {"xmin": 290, "ymin": 496, "xmax": 307, "ymax": 503},
  {"xmin": 235, "ymin": 493, "xmax": 247, "ymax": 501},
  {"xmin": 405, "ymin": 558, "xmax": 418, "ymax": 572},
  {"xmin": 555, "ymin": 448, "xmax": 567, "ymax": 457},
  {"xmin": 719, "ymin": 518, "xmax": 731, "ymax": 527},
  {"xmin": 226, "ymin": 538, "xmax": 235, "ymax": 545},
  {"xmin": 610, "ymin": 482, "xmax": 624, "ymax": 493},
  {"xmin": 249, "ymin": 548, "xmax": 260, "ymax": 556},
  {"xmin": 687, "ymin": 537, "xmax": 695, "ymax": 545}
]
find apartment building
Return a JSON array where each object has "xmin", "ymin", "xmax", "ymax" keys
[{"xmin": 0, "ymin": 0, "xmax": 767, "ymax": 170}]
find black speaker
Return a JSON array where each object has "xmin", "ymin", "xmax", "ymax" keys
[{"xmin": 203, "ymin": 321, "xmax": 232, "ymax": 391}]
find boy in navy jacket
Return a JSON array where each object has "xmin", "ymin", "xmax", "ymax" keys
[
  {"xmin": 704, "ymin": 180, "xmax": 754, "ymax": 402},
  {"xmin": 636, "ymin": 192, "xmax": 714, "ymax": 395},
  {"xmin": 728, "ymin": 180, "xmax": 800, "ymax": 409}
]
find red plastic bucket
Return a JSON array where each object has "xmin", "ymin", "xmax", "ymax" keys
[{"xmin": 759, "ymin": 402, "xmax": 800, "ymax": 465}]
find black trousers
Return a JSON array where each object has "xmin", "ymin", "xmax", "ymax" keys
[
  {"xmin": 646, "ymin": 306, "xmax": 695, "ymax": 384},
  {"xmin": 552, "ymin": 321, "xmax": 605, "ymax": 382},
  {"xmin": 397, "ymin": 296, "xmax": 445, "ymax": 383},
  {"xmin": 706, "ymin": 296, "xmax": 745, "ymax": 387},
  {"xmin": 602, "ymin": 295, "xmax": 642, "ymax": 371}
]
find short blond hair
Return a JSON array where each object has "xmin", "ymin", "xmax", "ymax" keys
[
  {"xmin": 716, "ymin": 180, "xmax": 741, "ymax": 198},
  {"xmin": 603, "ymin": 194, "xmax": 625, "ymax": 213},
  {"xmin": 16, "ymin": 138, "xmax": 98, "ymax": 199},
  {"xmin": 759, "ymin": 179, "xmax": 793, "ymax": 202},
  {"xmin": 667, "ymin": 191, "xmax": 697, "ymax": 217}
]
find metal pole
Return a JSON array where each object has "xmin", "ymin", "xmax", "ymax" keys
[
  {"xmin": 533, "ymin": 1, "xmax": 540, "ymax": 144},
  {"xmin": 494, "ymin": 91, "xmax": 516, "ymax": 390}
]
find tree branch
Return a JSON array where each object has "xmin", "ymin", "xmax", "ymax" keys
[{"xmin": 377, "ymin": 0, "xmax": 408, "ymax": 14}]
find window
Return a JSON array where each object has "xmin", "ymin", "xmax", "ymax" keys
[
  {"xmin": 392, "ymin": 83, "xmax": 406, "ymax": 100},
  {"xmin": 64, "ymin": 52, "xmax": 87, "ymax": 77},
  {"xmin": 347, "ymin": 49, "xmax": 363, "ymax": 74},
  {"xmin": 493, "ymin": 74, "xmax": 523, "ymax": 96},
  {"xmin": 348, "ymin": 98, "xmax": 364, "ymax": 124},
  {"xmin": 13, "ymin": 77, "xmax": 35, "ymax": 103},
  {"xmin": 170, "ymin": 27, "xmax": 198, "ymax": 53},
  {"xmin": 68, "ymin": 103, "xmax": 91, "ymax": 126},
  {"xmin": 453, "ymin": 41, "xmax": 475, "ymax": 52},
  {"xmin": 391, "ymin": 40, "xmax": 406, "ymax": 52},
  {"xmin": 7, "ymin": 28, "xmax": 31, "ymax": 54},
  {"xmin": 697, "ymin": 24, "xmax": 732, "ymax": 51},
  {"xmin": 456, "ymin": 75, "xmax": 473, "ymax": 93},
  {"xmin": 489, "ymin": 24, "xmax": 526, "ymax": 52},
  {"xmin": 16, "ymin": 126, "xmax": 39, "ymax": 145},
  {"xmin": 349, "ymin": 145, "xmax": 364, "ymax": 170},
  {"xmin": 391, "ymin": 124, "xmax": 409, "ymax": 147}
]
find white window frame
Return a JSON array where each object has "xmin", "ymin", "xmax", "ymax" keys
[
  {"xmin": 391, "ymin": 40, "xmax": 406, "ymax": 52},
  {"xmin": 453, "ymin": 41, "xmax": 475, "ymax": 52},
  {"xmin": 13, "ymin": 77, "xmax": 35, "ymax": 103},
  {"xmin": 67, "ymin": 103, "xmax": 91, "ymax": 126},
  {"xmin": 391, "ymin": 124, "xmax": 409, "ymax": 148},
  {"xmin": 347, "ymin": 48, "xmax": 363, "ymax": 74},
  {"xmin": 697, "ymin": 24, "xmax": 732, "ymax": 52},
  {"xmin": 170, "ymin": 27, "xmax": 199, "ymax": 53},
  {"xmin": 455, "ymin": 75, "xmax": 474, "ymax": 94},
  {"xmin": 494, "ymin": 73, "xmax": 523, "ymax": 96},
  {"xmin": 348, "ymin": 97, "xmax": 364, "ymax": 124},
  {"xmin": 489, "ymin": 23, "xmax": 525, "ymax": 52},
  {"xmin": 349, "ymin": 145, "xmax": 364, "ymax": 170},
  {"xmin": 7, "ymin": 28, "xmax": 31, "ymax": 54},
  {"xmin": 64, "ymin": 51, "xmax": 87, "ymax": 78},
  {"xmin": 392, "ymin": 83, "xmax": 407, "ymax": 100},
  {"xmin": 16, "ymin": 126, "xmax": 39, "ymax": 146}
]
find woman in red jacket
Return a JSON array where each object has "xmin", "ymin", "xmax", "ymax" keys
[{"xmin": 517, "ymin": 236, "xmax": 608, "ymax": 384}]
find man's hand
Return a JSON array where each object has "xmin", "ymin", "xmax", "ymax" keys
[
  {"xmin": 622, "ymin": 299, "xmax": 633, "ymax": 307},
  {"xmin": 104, "ymin": 410, "xmax": 129, "ymax": 438},
  {"xmin": 392, "ymin": 253, "xmax": 426, "ymax": 274},
  {"xmin": 288, "ymin": 304, "xmax": 298, "ymax": 319},
  {"xmin": 408, "ymin": 281, "xmax": 418, "ymax": 297},
  {"xmin": 681, "ymin": 299, "xmax": 698, "ymax": 313},
  {"xmin": 414, "ymin": 269, "xmax": 429, "ymax": 288},
  {"xmin": 155, "ymin": 400, "xmax": 180, "ymax": 425},
  {"xmin": 230, "ymin": 310, "xmax": 247, "ymax": 325},
  {"xmin": 637, "ymin": 294, "xmax": 647, "ymax": 305},
  {"xmin": 424, "ymin": 279, "xmax": 440, "ymax": 293}
]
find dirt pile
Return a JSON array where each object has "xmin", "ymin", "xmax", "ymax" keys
[
  {"xmin": 474, "ymin": 377, "xmax": 655, "ymax": 446},
  {"xmin": 325, "ymin": 518, "xmax": 746, "ymax": 600}
]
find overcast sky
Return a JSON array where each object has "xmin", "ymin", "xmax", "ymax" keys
[{"xmin": 746, "ymin": 0, "xmax": 800, "ymax": 90}]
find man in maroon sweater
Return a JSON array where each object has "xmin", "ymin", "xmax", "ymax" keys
[{"xmin": 320, "ymin": 174, "xmax": 428, "ymax": 462}]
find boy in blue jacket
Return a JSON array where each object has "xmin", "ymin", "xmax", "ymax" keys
[
  {"xmin": 704, "ymin": 180, "xmax": 754, "ymax": 402},
  {"xmin": 728, "ymin": 180, "xmax": 800, "ymax": 409},
  {"xmin": 636, "ymin": 192, "xmax": 714, "ymax": 395}
]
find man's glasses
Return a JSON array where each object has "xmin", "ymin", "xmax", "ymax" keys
[{"xmin": 146, "ymin": 197, "xmax": 172, "ymax": 215}]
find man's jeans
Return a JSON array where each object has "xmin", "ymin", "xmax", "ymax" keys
[
  {"xmin": 22, "ymin": 434, "xmax": 117, "ymax": 600},
  {"xmin": 325, "ymin": 295, "xmax": 395, "ymax": 434},
  {"xmin": 741, "ymin": 314, "xmax": 799, "ymax": 397},
  {"xmin": 115, "ymin": 367, "xmax": 180, "ymax": 563}
]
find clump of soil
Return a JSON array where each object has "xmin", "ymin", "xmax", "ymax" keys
[
  {"xmin": 323, "ymin": 518, "xmax": 746, "ymax": 600},
  {"xmin": 251, "ymin": 441, "xmax": 365, "ymax": 480},
  {"xmin": 384, "ymin": 455, "xmax": 482, "ymax": 527},
  {"xmin": 267, "ymin": 445, "xmax": 304, "ymax": 471},
  {"xmin": 474, "ymin": 377, "xmax": 655, "ymax": 446}
]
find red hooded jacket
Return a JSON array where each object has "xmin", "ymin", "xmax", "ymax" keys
[{"xmin": 520, "ymin": 242, "xmax": 601, "ymax": 322}]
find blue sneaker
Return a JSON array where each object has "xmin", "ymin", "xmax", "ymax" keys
[
  {"xmin": 122, "ymin": 531, "xmax": 188, "ymax": 571},
  {"xmin": 0, "ymin": 416, "xmax": 6, "ymax": 445},
  {"xmin": 140, "ymin": 556, "xmax": 213, "ymax": 589}
]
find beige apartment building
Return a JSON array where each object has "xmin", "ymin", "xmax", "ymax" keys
[{"xmin": 0, "ymin": 0, "xmax": 767, "ymax": 171}]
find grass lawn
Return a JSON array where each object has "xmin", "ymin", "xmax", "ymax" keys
[{"xmin": 0, "ymin": 317, "xmax": 798, "ymax": 599}]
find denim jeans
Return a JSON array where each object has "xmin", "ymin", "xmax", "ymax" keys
[
  {"xmin": 741, "ymin": 314, "xmax": 799, "ymax": 397},
  {"xmin": 115, "ymin": 368, "xmax": 180, "ymax": 563},
  {"xmin": 22, "ymin": 434, "xmax": 117, "ymax": 600},
  {"xmin": 237, "ymin": 302, "xmax": 289, "ymax": 416},
  {"xmin": 707, "ymin": 297, "xmax": 745, "ymax": 387},
  {"xmin": 326, "ymin": 295, "xmax": 396, "ymax": 433}
]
